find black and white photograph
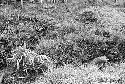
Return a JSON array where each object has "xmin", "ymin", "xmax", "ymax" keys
[{"xmin": 0, "ymin": 0, "xmax": 125, "ymax": 84}]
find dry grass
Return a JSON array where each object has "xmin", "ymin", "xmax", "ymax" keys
[{"xmin": 33, "ymin": 62, "xmax": 125, "ymax": 84}]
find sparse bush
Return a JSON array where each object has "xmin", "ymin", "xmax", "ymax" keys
[{"xmin": 3, "ymin": 46, "xmax": 50, "ymax": 83}]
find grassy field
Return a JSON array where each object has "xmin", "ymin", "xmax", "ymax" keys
[{"xmin": 1, "ymin": 0, "xmax": 125, "ymax": 84}]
